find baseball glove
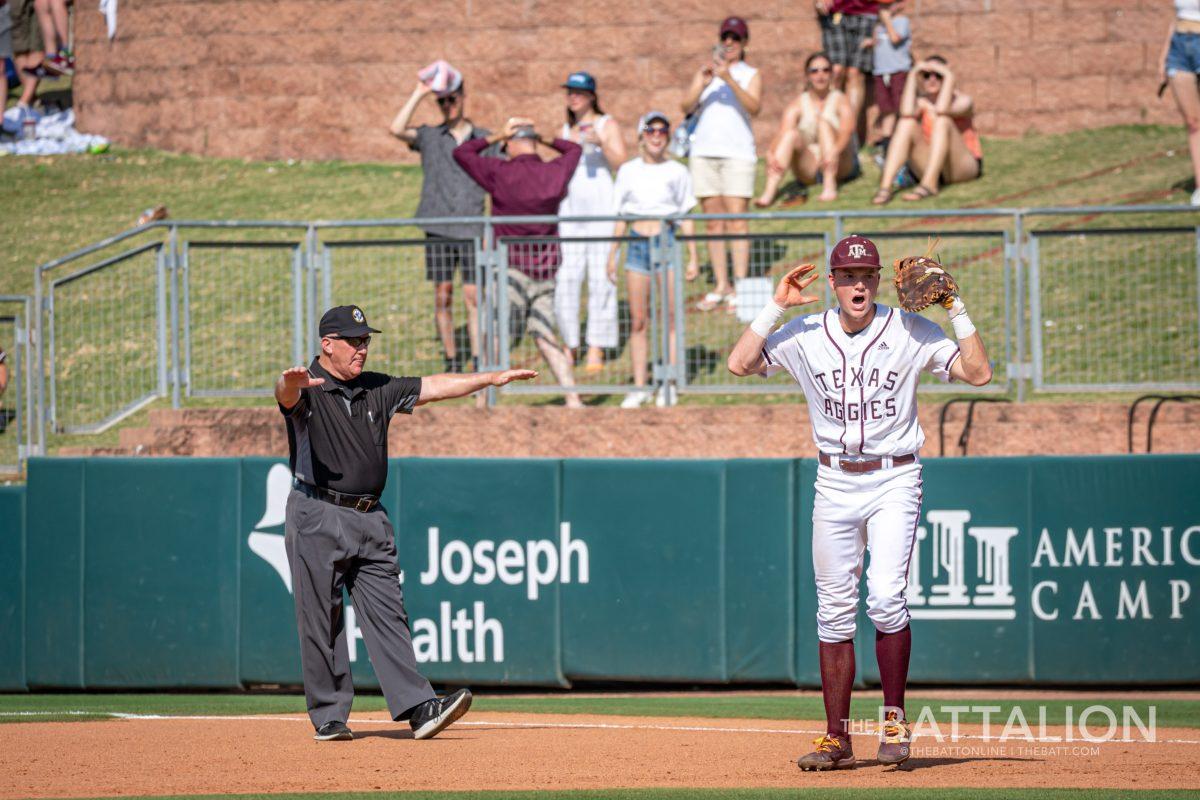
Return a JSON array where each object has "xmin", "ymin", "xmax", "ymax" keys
[{"xmin": 893, "ymin": 254, "xmax": 960, "ymax": 312}]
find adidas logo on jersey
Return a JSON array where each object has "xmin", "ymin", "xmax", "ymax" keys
[{"xmin": 878, "ymin": 342, "xmax": 890, "ymax": 351}]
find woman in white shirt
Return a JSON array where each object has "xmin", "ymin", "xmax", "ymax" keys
[
  {"xmin": 1161, "ymin": 0, "xmax": 1200, "ymax": 205},
  {"xmin": 607, "ymin": 112, "xmax": 700, "ymax": 408},
  {"xmin": 681, "ymin": 16, "xmax": 763, "ymax": 312},
  {"xmin": 556, "ymin": 71, "xmax": 627, "ymax": 370}
]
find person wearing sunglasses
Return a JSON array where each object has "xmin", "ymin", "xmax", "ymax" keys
[
  {"xmin": 682, "ymin": 16, "xmax": 763, "ymax": 313},
  {"xmin": 555, "ymin": 71, "xmax": 626, "ymax": 374},
  {"xmin": 274, "ymin": 304, "xmax": 536, "ymax": 744},
  {"xmin": 756, "ymin": 51, "xmax": 859, "ymax": 207},
  {"xmin": 389, "ymin": 65, "xmax": 493, "ymax": 375},
  {"xmin": 606, "ymin": 112, "xmax": 700, "ymax": 408},
  {"xmin": 872, "ymin": 55, "xmax": 981, "ymax": 204}
]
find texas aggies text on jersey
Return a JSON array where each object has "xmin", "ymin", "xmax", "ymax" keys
[{"xmin": 760, "ymin": 303, "xmax": 959, "ymax": 456}]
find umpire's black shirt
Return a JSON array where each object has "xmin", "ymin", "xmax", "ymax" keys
[{"xmin": 279, "ymin": 358, "xmax": 421, "ymax": 497}]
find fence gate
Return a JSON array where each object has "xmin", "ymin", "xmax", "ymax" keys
[
  {"xmin": 1029, "ymin": 227, "xmax": 1200, "ymax": 392},
  {"xmin": 182, "ymin": 241, "xmax": 306, "ymax": 397},
  {"xmin": 47, "ymin": 242, "xmax": 168, "ymax": 434},
  {"xmin": 0, "ymin": 296, "xmax": 32, "ymax": 474}
]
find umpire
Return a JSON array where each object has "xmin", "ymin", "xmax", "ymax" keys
[{"xmin": 275, "ymin": 304, "xmax": 535, "ymax": 741}]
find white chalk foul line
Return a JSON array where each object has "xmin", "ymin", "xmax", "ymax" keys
[{"xmin": 2, "ymin": 711, "xmax": 1198, "ymax": 746}]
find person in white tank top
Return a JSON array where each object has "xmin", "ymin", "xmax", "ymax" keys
[
  {"xmin": 1161, "ymin": 0, "xmax": 1200, "ymax": 205},
  {"xmin": 681, "ymin": 17, "xmax": 763, "ymax": 313},
  {"xmin": 555, "ymin": 71, "xmax": 627, "ymax": 372},
  {"xmin": 727, "ymin": 235, "xmax": 994, "ymax": 771},
  {"xmin": 756, "ymin": 51, "xmax": 859, "ymax": 207}
]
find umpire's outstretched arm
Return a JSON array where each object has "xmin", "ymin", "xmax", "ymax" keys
[{"xmin": 416, "ymin": 369, "xmax": 537, "ymax": 405}]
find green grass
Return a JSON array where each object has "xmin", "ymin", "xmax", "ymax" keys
[
  {"xmin": 2, "ymin": 692, "xmax": 1197, "ymax": 729},
  {"xmin": 2, "ymin": 124, "xmax": 1198, "ymax": 452},
  {"xmin": 42, "ymin": 792, "xmax": 1200, "ymax": 800}
]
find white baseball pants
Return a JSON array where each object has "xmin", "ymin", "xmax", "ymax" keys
[
  {"xmin": 811, "ymin": 461, "xmax": 923, "ymax": 643},
  {"xmin": 554, "ymin": 223, "xmax": 618, "ymax": 350}
]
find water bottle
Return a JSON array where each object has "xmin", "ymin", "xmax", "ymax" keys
[{"xmin": 21, "ymin": 111, "xmax": 36, "ymax": 141}]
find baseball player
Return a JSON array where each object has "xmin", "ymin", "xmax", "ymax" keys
[
  {"xmin": 276, "ymin": 304, "xmax": 536, "ymax": 742},
  {"xmin": 727, "ymin": 235, "xmax": 992, "ymax": 770}
]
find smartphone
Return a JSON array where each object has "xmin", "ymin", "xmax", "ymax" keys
[{"xmin": 712, "ymin": 44, "xmax": 725, "ymax": 62}]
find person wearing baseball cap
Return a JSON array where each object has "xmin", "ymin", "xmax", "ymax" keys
[
  {"xmin": 606, "ymin": 110, "xmax": 700, "ymax": 407},
  {"xmin": 389, "ymin": 61, "xmax": 493, "ymax": 375},
  {"xmin": 274, "ymin": 305, "xmax": 536, "ymax": 743},
  {"xmin": 682, "ymin": 15, "xmax": 764, "ymax": 313},
  {"xmin": 557, "ymin": 70, "xmax": 626, "ymax": 373},
  {"xmin": 726, "ymin": 236, "xmax": 992, "ymax": 772}
]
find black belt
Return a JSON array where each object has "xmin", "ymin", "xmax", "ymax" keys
[
  {"xmin": 818, "ymin": 453, "xmax": 916, "ymax": 474},
  {"xmin": 295, "ymin": 481, "xmax": 380, "ymax": 513}
]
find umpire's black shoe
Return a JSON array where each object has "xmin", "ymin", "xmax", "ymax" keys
[
  {"xmin": 410, "ymin": 688, "xmax": 473, "ymax": 740},
  {"xmin": 313, "ymin": 720, "xmax": 353, "ymax": 741}
]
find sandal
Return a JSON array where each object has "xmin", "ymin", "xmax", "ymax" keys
[
  {"xmin": 696, "ymin": 291, "xmax": 730, "ymax": 311},
  {"xmin": 872, "ymin": 187, "xmax": 894, "ymax": 205},
  {"xmin": 902, "ymin": 185, "xmax": 937, "ymax": 202}
]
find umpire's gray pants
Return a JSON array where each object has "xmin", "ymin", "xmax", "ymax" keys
[{"xmin": 284, "ymin": 488, "xmax": 436, "ymax": 729}]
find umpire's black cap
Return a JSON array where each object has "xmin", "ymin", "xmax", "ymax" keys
[{"xmin": 319, "ymin": 305, "xmax": 381, "ymax": 338}]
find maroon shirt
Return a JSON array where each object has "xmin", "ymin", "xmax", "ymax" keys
[
  {"xmin": 831, "ymin": 0, "xmax": 878, "ymax": 14},
  {"xmin": 453, "ymin": 137, "xmax": 582, "ymax": 279}
]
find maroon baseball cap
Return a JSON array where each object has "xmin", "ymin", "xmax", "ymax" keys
[
  {"xmin": 829, "ymin": 235, "xmax": 881, "ymax": 269},
  {"xmin": 720, "ymin": 16, "xmax": 749, "ymax": 39}
]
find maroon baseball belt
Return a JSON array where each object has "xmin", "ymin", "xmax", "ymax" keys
[{"xmin": 818, "ymin": 453, "xmax": 916, "ymax": 474}]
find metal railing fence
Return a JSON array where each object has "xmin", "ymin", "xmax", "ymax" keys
[
  {"xmin": 0, "ymin": 296, "xmax": 32, "ymax": 475},
  {"xmin": 22, "ymin": 205, "xmax": 1200, "ymax": 468}
]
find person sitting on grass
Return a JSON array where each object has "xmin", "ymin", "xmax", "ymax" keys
[
  {"xmin": 872, "ymin": 55, "xmax": 982, "ymax": 204},
  {"xmin": 756, "ymin": 51, "xmax": 858, "ymax": 206}
]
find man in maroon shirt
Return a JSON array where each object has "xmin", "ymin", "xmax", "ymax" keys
[{"xmin": 454, "ymin": 118, "xmax": 585, "ymax": 407}]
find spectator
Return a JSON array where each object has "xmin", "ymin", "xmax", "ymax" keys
[
  {"xmin": 682, "ymin": 16, "xmax": 762, "ymax": 312},
  {"xmin": 755, "ymin": 52, "xmax": 858, "ymax": 206},
  {"xmin": 556, "ymin": 71, "xmax": 626, "ymax": 373},
  {"xmin": 0, "ymin": 344, "xmax": 7, "ymax": 398},
  {"xmin": 453, "ymin": 118, "xmax": 585, "ymax": 408},
  {"xmin": 31, "ymin": 0, "xmax": 71, "ymax": 76},
  {"xmin": 872, "ymin": 56, "xmax": 981, "ymax": 204},
  {"xmin": 389, "ymin": 68, "xmax": 490, "ymax": 374},
  {"xmin": 815, "ymin": 0, "xmax": 878, "ymax": 132},
  {"xmin": 1160, "ymin": 0, "xmax": 1200, "ymax": 205},
  {"xmin": 6, "ymin": 0, "xmax": 45, "ymax": 121},
  {"xmin": 864, "ymin": 1, "xmax": 911, "ymax": 163},
  {"xmin": 606, "ymin": 111, "xmax": 699, "ymax": 408}
]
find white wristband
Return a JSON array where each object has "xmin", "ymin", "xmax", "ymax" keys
[
  {"xmin": 750, "ymin": 301, "xmax": 786, "ymax": 338},
  {"xmin": 950, "ymin": 304, "xmax": 976, "ymax": 340}
]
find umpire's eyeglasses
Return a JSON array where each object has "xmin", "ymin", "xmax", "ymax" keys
[{"xmin": 332, "ymin": 334, "xmax": 371, "ymax": 349}]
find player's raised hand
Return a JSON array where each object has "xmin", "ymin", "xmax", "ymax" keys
[
  {"xmin": 280, "ymin": 366, "xmax": 325, "ymax": 389},
  {"xmin": 491, "ymin": 369, "xmax": 539, "ymax": 386},
  {"xmin": 774, "ymin": 263, "xmax": 821, "ymax": 308}
]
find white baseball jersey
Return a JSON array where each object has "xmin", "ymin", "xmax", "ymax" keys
[{"xmin": 761, "ymin": 304, "xmax": 959, "ymax": 456}]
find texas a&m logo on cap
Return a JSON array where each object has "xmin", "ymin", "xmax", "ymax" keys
[
  {"xmin": 352, "ymin": 307, "xmax": 365, "ymax": 323},
  {"xmin": 830, "ymin": 234, "xmax": 881, "ymax": 269}
]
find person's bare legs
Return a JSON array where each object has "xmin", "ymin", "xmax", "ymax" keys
[
  {"xmin": 33, "ymin": 0, "xmax": 68, "ymax": 55},
  {"xmin": 699, "ymin": 196, "xmax": 731, "ymax": 306},
  {"xmin": 724, "ymin": 196, "xmax": 750, "ymax": 298},
  {"xmin": 535, "ymin": 335, "xmax": 583, "ymax": 408},
  {"xmin": 845, "ymin": 67, "xmax": 867, "ymax": 131},
  {"xmin": 817, "ymin": 118, "xmax": 841, "ymax": 201},
  {"xmin": 903, "ymin": 114, "xmax": 979, "ymax": 199},
  {"xmin": 756, "ymin": 128, "xmax": 801, "ymax": 207},
  {"xmin": 626, "ymin": 271, "xmax": 651, "ymax": 388},
  {"xmin": 433, "ymin": 281, "xmax": 456, "ymax": 363},
  {"xmin": 874, "ymin": 116, "xmax": 918, "ymax": 203},
  {"xmin": 15, "ymin": 51, "xmax": 41, "ymax": 106},
  {"xmin": 1170, "ymin": 71, "xmax": 1200, "ymax": 195}
]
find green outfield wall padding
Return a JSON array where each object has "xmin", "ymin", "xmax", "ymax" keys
[
  {"xmin": 0, "ymin": 485, "xmax": 26, "ymax": 690},
  {"xmin": 14, "ymin": 455, "xmax": 1200, "ymax": 689},
  {"xmin": 24, "ymin": 458, "xmax": 85, "ymax": 689}
]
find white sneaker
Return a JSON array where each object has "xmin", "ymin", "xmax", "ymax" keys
[
  {"xmin": 1190, "ymin": 188, "xmax": 1200, "ymax": 206},
  {"xmin": 620, "ymin": 390, "xmax": 651, "ymax": 408},
  {"xmin": 654, "ymin": 384, "xmax": 678, "ymax": 407}
]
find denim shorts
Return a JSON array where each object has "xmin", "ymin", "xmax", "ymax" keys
[
  {"xmin": 624, "ymin": 227, "xmax": 675, "ymax": 276},
  {"xmin": 1166, "ymin": 31, "xmax": 1200, "ymax": 77}
]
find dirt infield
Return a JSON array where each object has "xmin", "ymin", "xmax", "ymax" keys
[{"xmin": 4, "ymin": 711, "xmax": 1198, "ymax": 797}]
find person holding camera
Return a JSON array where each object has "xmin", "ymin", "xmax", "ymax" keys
[
  {"xmin": 453, "ymin": 118, "xmax": 585, "ymax": 407},
  {"xmin": 681, "ymin": 16, "xmax": 763, "ymax": 313}
]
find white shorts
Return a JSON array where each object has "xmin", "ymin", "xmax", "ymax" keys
[{"xmin": 689, "ymin": 156, "xmax": 756, "ymax": 199}]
